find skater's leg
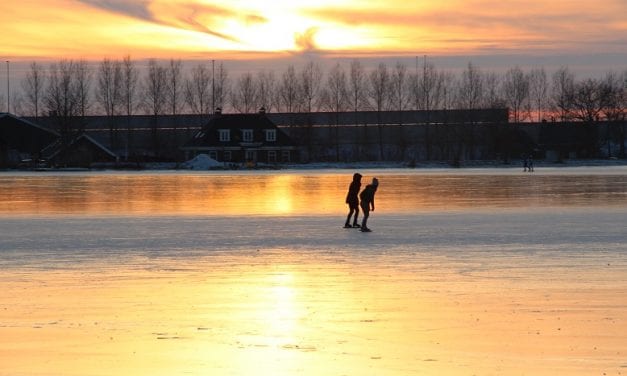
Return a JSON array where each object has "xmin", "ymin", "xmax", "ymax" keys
[
  {"xmin": 352, "ymin": 205, "xmax": 360, "ymax": 226},
  {"xmin": 361, "ymin": 206, "xmax": 369, "ymax": 229},
  {"xmin": 345, "ymin": 205, "xmax": 355, "ymax": 227}
]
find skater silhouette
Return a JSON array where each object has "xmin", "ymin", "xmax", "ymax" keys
[
  {"xmin": 359, "ymin": 177, "xmax": 378, "ymax": 232},
  {"xmin": 344, "ymin": 173, "xmax": 362, "ymax": 228}
]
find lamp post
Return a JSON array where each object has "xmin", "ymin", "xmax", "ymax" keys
[
  {"xmin": 212, "ymin": 59, "xmax": 215, "ymax": 113},
  {"xmin": 5, "ymin": 61, "xmax": 8, "ymax": 113}
]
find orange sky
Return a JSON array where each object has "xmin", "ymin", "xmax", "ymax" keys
[{"xmin": 1, "ymin": 0, "xmax": 626, "ymax": 62}]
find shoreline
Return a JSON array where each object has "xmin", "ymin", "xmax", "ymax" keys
[{"xmin": 2, "ymin": 158, "xmax": 627, "ymax": 174}]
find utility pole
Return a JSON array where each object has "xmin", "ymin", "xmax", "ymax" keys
[
  {"xmin": 212, "ymin": 59, "xmax": 215, "ymax": 113},
  {"xmin": 5, "ymin": 61, "xmax": 9, "ymax": 113}
]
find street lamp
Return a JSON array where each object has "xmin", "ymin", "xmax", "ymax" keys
[{"xmin": 5, "ymin": 61, "xmax": 9, "ymax": 113}]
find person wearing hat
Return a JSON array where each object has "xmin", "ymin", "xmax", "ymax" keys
[
  {"xmin": 359, "ymin": 177, "xmax": 379, "ymax": 232},
  {"xmin": 344, "ymin": 173, "xmax": 362, "ymax": 228}
]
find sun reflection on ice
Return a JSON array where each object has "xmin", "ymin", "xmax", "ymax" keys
[{"xmin": 264, "ymin": 272, "xmax": 298, "ymax": 346}]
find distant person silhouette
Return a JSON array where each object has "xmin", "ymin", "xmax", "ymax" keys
[
  {"xmin": 344, "ymin": 173, "xmax": 362, "ymax": 228},
  {"xmin": 359, "ymin": 177, "xmax": 379, "ymax": 232},
  {"xmin": 528, "ymin": 156, "xmax": 534, "ymax": 172}
]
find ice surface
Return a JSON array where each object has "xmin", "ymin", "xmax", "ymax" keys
[{"xmin": 1, "ymin": 168, "xmax": 627, "ymax": 375}]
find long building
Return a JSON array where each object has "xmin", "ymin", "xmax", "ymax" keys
[{"xmin": 8, "ymin": 108, "xmax": 623, "ymax": 167}]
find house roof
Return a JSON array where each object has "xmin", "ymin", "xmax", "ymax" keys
[
  {"xmin": 0, "ymin": 113, "xmax": 60, "ymax": 153},
  {"xmin": 43, "ymin": 133, "xmax": 117, "ymax": 160},
  {"xmin": 183, "ymin": 112, "xmax": 295, "ymax": 149}
]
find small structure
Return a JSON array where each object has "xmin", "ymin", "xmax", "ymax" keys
[
  {"xmin": 181, "ymin": 108, "xmax": 298, "ymax": 165},
  {"xmin": 43, "ymin": 133, "xmax": 118, "ymax": 168},
  {"xmin": 0, "ymin": 113, "xmax": 60, "ymax": 168}
]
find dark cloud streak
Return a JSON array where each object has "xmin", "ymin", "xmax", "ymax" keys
[{"xmin": 77, "ymin": 0, "xmax": 239, "ymax": 42}]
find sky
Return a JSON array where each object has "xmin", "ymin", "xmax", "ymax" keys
[{"xmin": 1, "ymin": 0, "xmax": 627, "ymax": 77}]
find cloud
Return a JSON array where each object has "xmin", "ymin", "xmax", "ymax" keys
[
  {"xmin": 305, "ymin": 1, "xmax": 627, "ymax": 46},
  {"xmin": 77, "ymin": 0, "xmax": 239, "ymax": 42},
  {"xmin": 78, "ymin": 0, "xmax": 153, "ymax": 21},
  {"xmin": 294, "ymin": 27, "xmax": 319, "ymax": 52}
]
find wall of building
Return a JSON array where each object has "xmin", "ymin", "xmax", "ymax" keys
[{"xmin": 22, "ymin": 114, "xmax": 627, "ymax": 164}]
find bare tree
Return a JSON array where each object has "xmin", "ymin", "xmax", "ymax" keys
[
  {"xmin": 390, "ymin": 62, "xmax": 410, "ymax": 114},
  {"xmin": 300, "ymin": 61, "xmax": 323, "ymax": 113},
  {"xmin": 185, "ymin": 63, "xmax": 211, "ymax": 115},
  {"xmin": 502, "ymin": 66, "xmax": 530, "ymax": 122},
  {"xmin": 44, "ymin": 60, "xmax": 81, "ymax": 143},
  {"xmin": 213, "ymin": 62, "xmax": 229, "ymax": 112},
  {"xmin": 74, "ymin": 60, "xmax": 92, "ymax": 120},
  {"xmin": 121, "ymin": 56, "xmax": 139, "ymax": 117},
  {"xmin": 321, "ymin": 63, "xmax": 349, "ymax": 161},
  {"xmin": 482, "ymin": 72, "xmax": 504, "ymax": 109},
  {"xmin": 440, "ymin": 71, "xmax": 457, "ymax": 110},
  {"xmin": 572, "ymin": 78, "xmax": 605, "ymax": 123},
  {"xmin": 551, "ymin": 67, "xmax": 575, "ymax": 121},
  {"xmin": 21, "ymin": 62, "xmax": 46, "ymax": 118},
  {"xmin": 121, "ymin": 55, "xmax": 140, "ymax": 160},
  {"xmin": 231, "ymin": 72, "xmax": 257, "ymax": 113},
  {"xmin": 389, "ymin": 62, "xmax": 411, "ymax": 159},
  {"xmin": 368, "ymin": 63, "xmax": 390, "ymax": 160},
  {"xmin": 529, "ymin": 67, "xmax": 549, "ymax": 122},
  {"xmin": 167, "ymin": 59, "xmax": 183, "ymax": 115},
  {"xmin": 144, "ymin": 59, "xmax": 168, "ymax": 116},
  {"xmin": 456, "ymin": 62, "xmax": 484, "ymax": 110},
  {"xmin": 322, "ymin": 63, "xmax": 348, "ymax": 112},
  {"xmin": 348, "ymin": 60, "xmax": 367, "ymax": 112},
  {"xmin": 96, "ymin": 58, "xmax": 122, "ymax": 117},
  {"xmin": 278, "ymin": 65, "xmax": 299, "ymax": 113},
  {"xmin": 599, "ymin": 71, "xmax": 625, "ymax": 121},
  {"xmin": 255, "ymin": 70, "xmax": 276, "ymax": 112},
  {"xmin": 368, "ymin": 63, "xmax": 390, "ymax": 113},
  {"xmin": 415, "ymin": 58, "xmax": 445, "ymax": 112},
  {"xmin": 96, "ymin": 58, "xmax": 123, "ymax": 149},
  {"xmin": 144, "ymin": 59, "xmax": 168, "ymax": 157}
]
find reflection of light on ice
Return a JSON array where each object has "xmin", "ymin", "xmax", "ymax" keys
[
  {"xmin": 266, "ymin": 273, "xmax": 297, "ymax": 343},
  {"xmin": 267, "ymin": 175, "xmax": 294, "ymax": 214}
]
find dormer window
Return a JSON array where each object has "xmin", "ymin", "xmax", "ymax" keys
[
  {"xmin": 265, "ymin": 129, "xmax": 276, "ymax": 142},
  {"xmin": 242, "ymin": 129, "xmax": 253, "ymax": 142},
  {"xmin": 218, "ymin": 129, "xmax": 230, "ymax": 142}
]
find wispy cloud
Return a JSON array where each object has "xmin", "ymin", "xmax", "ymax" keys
[
  {"xmin": 303, "ymin": 0, "xmax": 627, "ymax": 52},
  {"xmin": 77, "ymin": 0, "xmax": 154, "ymax": 22},
  {"xmin": 77, "ymin": 0, "xmax": 240, "ymax": 42}
]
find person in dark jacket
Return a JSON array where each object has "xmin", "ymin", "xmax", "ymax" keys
[
  {"xmin": 359, "ymin": 177, "xmax": 378, "ymax": 232},
  {"xmin": 344, "ymin": 173, "xmax": 362, "ymax": 228}
]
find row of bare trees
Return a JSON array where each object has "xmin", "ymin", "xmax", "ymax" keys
[{"xmin": 10, "ymin": 57, "xmax": 627, "ymax": 125}]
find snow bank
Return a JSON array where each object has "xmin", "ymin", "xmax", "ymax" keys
[{"xmin": 183, "ymin": 154, "xmax": 223, "ymax": 170}]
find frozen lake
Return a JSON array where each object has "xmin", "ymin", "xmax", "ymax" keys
[{"xmin": 1, "ymin": 167, "xmax": 627, "ymax": 375}]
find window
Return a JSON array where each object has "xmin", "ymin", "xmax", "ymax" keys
[
  {"xmin": 224, "ymin": 151, "xmax": 232, "ymax": 161},
  {"xmin": 218, "ymin": 129, "xmax": 230, "ymax": 142},
  {"xmin": 194, "ymin": 131, "xmax": 205, "ymax": 139},
  {"xmin": 281, "ymin": 150, "xmax": 291, "ymax": 163},
  {"xmin": 267, "ymin": 150, "xmax": 277, "ymax": 163},
  {"xmin": 242, "ymin": 129, "xmax": 253, "ymax": 142},
  {"xmin": 209, "ymin": 151, "xmax": 218, "ymax": 160},
  {"xmin": 265, "ymin": 129, "xmax": 276, "ymax": 142},
  {"xmin": 245, "ymin": 150, "xmax": 256, "ymax": 162}
]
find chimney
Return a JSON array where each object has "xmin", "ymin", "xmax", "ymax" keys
[
  {"xmin": 259, "ymin": 107, "xmax": 266, "ymax": 114},
  {"xmin": 214, "ymin": 107, "xmax": 222, "ymax": 115}
]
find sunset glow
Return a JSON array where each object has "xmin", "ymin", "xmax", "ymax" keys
[{"xmin": 2, "ymin": 0, "xmax": 626, "ymax": 61}]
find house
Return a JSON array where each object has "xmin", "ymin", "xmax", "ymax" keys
[
  {"xmin": 43, "ymin": 133, "xmax": 118, "ymax": 168},
  {"xmin": 0, "ymin": 113, "xmax": 60, "ymax": 168},
  {"xmin": 181, "ymin": 108, "xmax": 298, "ymax": 165}
]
